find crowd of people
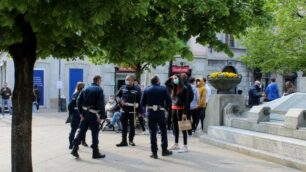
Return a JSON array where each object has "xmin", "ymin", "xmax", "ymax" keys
[
  {"xmin": 67, "ymin": 73, "xmax": 214, "ymax": 159},
  {"xmin": 248, "ymin": 78, "xmax": 296, "ymax": 108}
]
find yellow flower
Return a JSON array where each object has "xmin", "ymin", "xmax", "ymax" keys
[{"xmin": 209, "ymin": 72, "xmax": 238, "ymax": 79}]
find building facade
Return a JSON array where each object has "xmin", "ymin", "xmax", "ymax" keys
[{"xmin": 0, "ymin": 34, "xmax": 304, "ymax": 109}]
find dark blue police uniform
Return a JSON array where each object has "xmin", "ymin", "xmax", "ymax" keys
[
  {"xmin": 141, "ymin": 84, "xmax": 172, "ymax": 155},
  {"xmin": 73, "ymin": 83, "xmax": 106, "ymax": 149},
  {"xmin": 68, "ymin": 92, "xmax": 86, "ymax": 149},
  {"xmin": 116, "ymin": 85, "xmax": 141, "ymax": 145}
]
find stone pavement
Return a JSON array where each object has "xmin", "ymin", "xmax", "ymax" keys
[{"xmin": 0, "ymin": 111, "xmax": 301, "ymax": 172}]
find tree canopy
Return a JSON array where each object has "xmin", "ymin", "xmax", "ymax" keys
[
  {"xmin": 241, "ymin": 0, "xmax": 306, "ymax": 73},
  {"xmin": 0, "ymin": 1, "xmax": 268, "ymax": 172}
]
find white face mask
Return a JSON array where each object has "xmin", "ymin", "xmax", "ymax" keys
[
  {"xmin": 173, "ymin": 78, "xmax": 179, "ymax": 84},
  {"xmin": 125, "ymin": 80, "xmax": 130, "ymax": 85}
]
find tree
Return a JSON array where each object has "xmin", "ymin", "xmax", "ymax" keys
[
  {"xmin": 0, "ymin": 1, "xmax": 150, "ymax": 171},
  {"xmin": 89, "ymin": 0, "xmax": 269, "ymax": 81},
  {"xmin": 241, "ymin": 0, "xmax": 306, "ymax": 73},
  {"xmin": 0, "ymin": 1, "xmax": 268, "ymax": 172}
]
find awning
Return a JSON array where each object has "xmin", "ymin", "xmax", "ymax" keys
[{"xmin": 172, "ymin": 65, "xmax": 189, "ymax": 73}]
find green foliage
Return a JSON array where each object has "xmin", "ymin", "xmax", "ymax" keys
[{"xmin": 241, "ymin": 0, "xmax": 306, "ymax": 73}]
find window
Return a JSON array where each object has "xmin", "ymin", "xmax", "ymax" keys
[{"xmin": 225, "ymin": 34, "xmax": 235, "ymax": 48}]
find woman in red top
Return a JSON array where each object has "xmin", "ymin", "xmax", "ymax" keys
[{"xmin": 165, "ymin": 74, "xmax": 190, "ymax": 153}]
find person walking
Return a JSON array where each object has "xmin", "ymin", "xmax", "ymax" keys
[
  {"xmin": 71, "ymin": 75, "xmax": 106, "ymax": 159},
  {"xmin": 196, "ymin": 78, "xmax": 207, "ymax": 131},
  {"xmin": 1, "ymin": 82, "xmax": 12, "ymax": 117},
  {"xmin": 33, "ymin": 85, "xmax": 40, "ymax": 111},
  {"xmin": 189, "ymin": 77, "xmax": 199, "ymax": 132},
  {"xmin": 141, "ymin": 75, "xmax": 173, "ymax": 159},
  {"xmin": 265, "ymin": 78, "xmax": 280, "ymax": 101},
  {"xmin": 116, "ymin": 75, "xmax": 142, "ymax": 147},
  {"xmin": 68, "ymin": 82, "xmax": 88, "ymax": 150},
  {"xmin": 166, "ymin": 74, "xmax": 191, "ymax": 153},
  {"xmin": 248, "ymin": 81, "xmax": 263, "ymax": 108}
]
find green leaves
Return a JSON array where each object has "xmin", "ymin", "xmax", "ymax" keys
[{"xmin": 241, "ymin": 0, "xmax": 306, "ymax": 73}]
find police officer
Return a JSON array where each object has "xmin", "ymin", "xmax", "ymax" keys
[
  {"xmin": 71, "ymin": 75, "xmax": 106, "ymax": 159},
  {"xmin": 141, "ymin": 75, "xmax": 172, "ymax": 159},
  {"xmin": 116, "ymin": 75, "xmax": 142, "ymax": 147},
  {"xmin": 68, "ymin": 82, "xmax": 88, "ymax": 149}
]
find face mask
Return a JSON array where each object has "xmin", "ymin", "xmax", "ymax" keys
[
  {"xmin": 109, "ymin": 99, "xmax": 115, "ymax": 103},
  {"xmin": 125, "ymin": 80, "xmax": 130, "ymax": 85},
  {"xmin": 173, "ymin": 78, "xmax": 179, "ymax": 85}
]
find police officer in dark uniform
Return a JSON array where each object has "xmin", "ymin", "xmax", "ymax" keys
[
  {"xmin": 141, "ymin": 75, "xmax": 172, "ymax": 159},
  {"xmin": 71, "ymin": 75, "xmax": 106, "ymax": 159},
  {"xmin": 116, "ymin": 75, "xmax": 142, "ymax": 147},
  {"xmin": 68, "ymin": 82, "xmax": 88, "ymax": 149}
]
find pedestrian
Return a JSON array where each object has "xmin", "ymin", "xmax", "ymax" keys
[
  {"xmin": 248, "ymin": 81, "xmax": 263, "ymax": 108},
  {"xmin": 33, "ymin": 85, "xmax": 40, "ymax": 111},
  {"xmin": 189, "ymin": 77, "xmax": 199, "ymax": 132},
  {"xmin": 32, "ymin": 88, "xmax": 37, "ymax": 112},
  {"xmin": 196, "ymin": 78, "xmax": 207, "ymax": 131},
  {"xmin": 166, "ymin": 74, "xmax": 191, "ymax": 153},
  {"xmin": 284, "ymin": 81, "xmax": 296, "ymax": 96},
  {"xmin": 203, "ymin": 78, "xmax": 211, "ymax": 104},
  {"xmin": 71, "ymin": 75, "xmax": 106, "ymax": 159},
  {"xmin": 1, "ymin": 82, "xmax": 12, "ymax": 117},
  {"xmin": 265, "ymin": 78, "xmax": 280, "ymax": 101},
  {"xmin": 180, "ymin": 73, "xmax": 194, "ymax": 136},
  {"xmin": 116, "ymin": 75, "xmax": 142, "ymax": 147},
  {"xmin": 141, "ymin": 75, "xmax": 173, "ymax": 159},
  {"xmin": 68, "ymin": 82, "xmax": 88, "ymax": 150}
]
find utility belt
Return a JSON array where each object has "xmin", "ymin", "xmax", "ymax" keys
[
  {"xmin": 124, "ymin": 102, "xmax": 139, "ymax": 108},
  {"xmin": 82, "ymin": 106, "xmax": 100, "ymax": 119},
  {"xmin": 147, "ymin": 105, "xmax": 165, "ymax": 112},
  {"xmin": 73, "ymin": 107, "xmax": 78, "ymax": 110}
]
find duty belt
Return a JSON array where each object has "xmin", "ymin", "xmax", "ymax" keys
[
  {"xmin": 147, "ymin": 105, "xmax": 165, "ymax": 111},
  {"xmin": 124, "ymin": 103, "xmax": 139, "ymax": 108},
  {"xmin": 74, "ymin": 107, "xmax": 78, "ymax": 110},
  {"xmin": 82, "ymin": 106, "xmax": 100, "ymax": 119}
]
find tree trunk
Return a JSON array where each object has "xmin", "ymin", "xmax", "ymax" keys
[
  {"xmin": 135, "ymin": 63, "xmax": 142, "ymax": 84},
  {"xmin": 9, "ymin": 15, "xmax": 37, "ymax": 172}
]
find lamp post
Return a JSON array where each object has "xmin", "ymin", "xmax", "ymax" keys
[{"xmin": 58, "ymin": 59, "xmax": 61, "ymax": 112}]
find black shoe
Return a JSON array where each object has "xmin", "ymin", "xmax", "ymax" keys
[
  {"xmin": 71, "ymin": 145, "xmax": 79, "ymax": 158},
  {"xmin": 129, "ymin": 141, "xmax": 136, "ymax": 146},
  {"xmin": 116, "ymin": 142, "xmax": 128, "ymax": 147},
  {"xmin": 69, "ymin": 144, "xmax": 73, "ymax": 150},
  {"xmin": 162, "ymin": 150, "xmax": 173, "ymax": 156},
  {"xmin": 81, "ymin": 141, "xmax": 88, "ymax": 147},
  {"xmin": 150, "ymin": 154, "xmax": 158, "ymax": 159},
  {"xmin": 92, "ymin": 148, "xmax": 106, "ymax": 159}
]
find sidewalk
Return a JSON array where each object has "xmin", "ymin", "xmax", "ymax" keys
[{"xmin": 0, "ymin": 111, "xmax": 300, "ymax": 172}]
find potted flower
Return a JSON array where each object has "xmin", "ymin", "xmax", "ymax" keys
[{"xmin": 207, "ymin": 72, "xmax": 242, "ymax": 93}]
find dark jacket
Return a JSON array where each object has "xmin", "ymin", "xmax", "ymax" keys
[
  {"xmin": 165, "ymin": 78, "xmax": 191, "ymax": 114},
  {"xmin": 248, "ymin": 85, "xmax": 262, "ymax": 107},
  {"xmin": 141, "ymin": 84, "xmax": 172, "ymax": 113},
  {"xmin": 1, "ymin": 87, "xmax": 11, "ymax": 100},
  {"xmin": 116, "ymin": 84, "xmax": 142, "ymax": 114},
  {"xmin": 34, "ymin": 87, "xmax": 40, "ymax": 101},
  {"xmin": 68, "ymin": 92, "xmax": 81, "ymax": 121},
  {"xmin": 77, "ymin": 83, "xmax": 106, "ymax": 119}
]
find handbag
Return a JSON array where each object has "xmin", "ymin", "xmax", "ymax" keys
[{"xmin": 178, "ymin": 118, "xmax": 192, "ymax": 131}]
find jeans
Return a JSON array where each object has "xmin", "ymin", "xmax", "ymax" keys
[
  {"xmin": 2, "ymin": 99, "xmax": 12, "ymax": 115},
  {"xmin": 111, "ymin": 111, "xmax": 122, "ymax": 130}
]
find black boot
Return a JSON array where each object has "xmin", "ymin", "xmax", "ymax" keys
[
  {"xmin": 150, "ymin": 153, "xmax": 158, "ymax": 159},
  {"xmin": 81, "ymin": 141, "xmax": 88, "ymax": 147},
  {"xmin": 129, "ymin": 140, "xmax": 136, "ymax": 146},
  {"xmin": 116, "ymin": 137, "xmax": 128, "ymax": 147},
  {"xmin": 92, "ymin": 147, "xmax": 106, "ymax": 159},
  {"xmin": 69, "ymin": 143, "xmax": 73, "ymax": 150},
  {"xmin": 162, "ymin": 149, "xmax": 173, "ymax": 156},
  {"xmin": 71, "ymin": 145, "xmax": 79, "ymax": 158}
]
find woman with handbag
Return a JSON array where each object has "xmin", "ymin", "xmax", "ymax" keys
[{"xmin": 165, "ymin": 74, "xmax": 191, "ymax": 153}]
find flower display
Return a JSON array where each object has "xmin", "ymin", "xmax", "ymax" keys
[{"xmin": 209, "ymin": 72, "xmax": 238, "ymax": 79}]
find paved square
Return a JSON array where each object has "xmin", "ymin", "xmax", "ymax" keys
[{"xmin": 0, "ymin": 111, "xmax": 300, "ymax": 172}]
